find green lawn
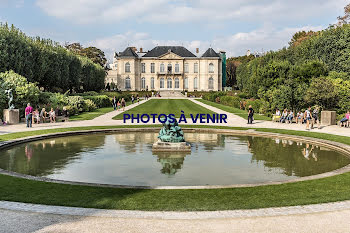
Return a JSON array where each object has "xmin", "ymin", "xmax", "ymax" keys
[
  {"xmin": 197, "ymin": 99, "xmax": 271, "ymax": 121},
  {"xmin": 113, "ymin": 99, "xmax": 215, "ymax": 120},
  {"xmin": 1, "ymin": 125, "xmax": 350, "ymax": 211},
  {"xmin": 69, "ymin": 107, "xmax": 114, "ymax": 121}
]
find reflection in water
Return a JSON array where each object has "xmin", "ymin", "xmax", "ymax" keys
[
  {"xmin": 25, "ymin": 145, "xmax": 33, "ymax": 161},
  {"xmin": 153, "ymin": 152, "xmax": 189, "ymax": 175},
  {"xmin": 0, "ymin": 132, "xmax": 349, "ymax": 186}
]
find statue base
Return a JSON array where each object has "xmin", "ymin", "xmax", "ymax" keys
[
  {"xmin": 152, "ymin": 140, "xmax": 191, "ymax": 152},
  {"xmin": 3, "ymin": 109, "xmax": 19, "ymax": 124}
]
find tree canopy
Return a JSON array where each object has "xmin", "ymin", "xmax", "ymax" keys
[{"xmin": 0, "ymin": 23, "xmax": 105, "ymax": 92}]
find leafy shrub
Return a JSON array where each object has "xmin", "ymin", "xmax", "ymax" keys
[
  {"xmin": 0, "ymin": 70, "xmax": 41, "ymax": 116},
  {"xmin": 63, "ymin": 105, "xmax": 79, "ymax": 116},
  {"xmin": 203, "ymin": 91, "xmax": 227, "ymax": 102},
  {"xmin": 48, "ymin": 93, "xmax": 68, "ymax": 108},
  {"xmin": 67, "ymin": 96, "xmax": 85, "ymax": 112},
  {"xmin": 75, "ymin": 91, "xmax": 99, "ymax": 96},
  {"xmin": 83, "ymin": 99, "xmax": 97, "ymax": 112},
  {"xmin": 245, "ymin": 99, "xmax": 264, "ymax": 114},
  {"xmin": 220, "ymin": 96, "xmax": 241, "ymax": 108},
  {"xmin": 84, "ymin": 95, "xmax": 111, "ymax": 108}
]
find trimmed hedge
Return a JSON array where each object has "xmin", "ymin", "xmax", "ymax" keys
[
  {"xmin": 84, "ymin": 95, "xmax": 111, "ymax": 108},
  {"xmin": 220, "ymin": 96, "xmax": 241, "ymax": 108}
]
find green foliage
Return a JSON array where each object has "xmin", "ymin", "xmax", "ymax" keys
[
  {"xmin": 101, "ymin": 91, "xmax": 132, "ymax": 102},
  {"xmin": 304, "ymin": 77, "xmax": 339, "ymax": 110},
  {"xmin": 245, "ymin": 99, "xmax": 264, "ymax": 113},
  {"xmin": 0, "ymin": 70, "xmax": 41, "ymax": 114},
  {"xmin": 83, "ymin": 99, "xmax": 97, "ymax": 112},
  {"xmin": 202, "ymin": 91, "xmax": 226, "ymax": 102},
  {"xmin": 84, "ymin": 95, "xmax": 111, "ymax": 108},
  {"xmin": 219, "ymin": 96, "xmax": 241, "ymax": 108},
  {"xmin": 0, "ymin": 23, "xmax": 105, "ymax": 92}
]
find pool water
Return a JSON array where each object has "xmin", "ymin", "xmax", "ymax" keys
[{"xmin": 0, "ymin": 132, "xmax": 348, "ymax": 186}]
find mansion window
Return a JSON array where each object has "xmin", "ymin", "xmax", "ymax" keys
[
  {"xmin": 175, "ymin": 63, "xmax": 179, "ymax": 73},
  {"xmin": 167, "ymin": 64, "xmax": 172, "ymax": 73},
  {"xmin": 175, "ymin": 78, "xmax": 179, "ymax": 89},
  {"xmin": 194, "ymin": 63, "xmax": 198, "ymax": 73},
  {"xmin": 151, "ymin": 77, "xmax": 155, "ymax": 89},
  {"xmin": 160, "ymin": 78, "xmax": 164, "ymax": 88},
  {"xmin": 125, "ymin": 62, "xmax": 130, "ymax": 73},
  {"xmin": 125, "ymin": 77, "xmax": 131, "ymax": 89},
  {"xmin": 141, "ymin": 77, "xmax": 146, "ymax": 89},
  {"xmin": 151, "ymin": 63, "xmax": 155, "ymax": 73},
  {"xmin": 160, "ymin": 63, "xmax": 165, "ymax": 73},
  {"xmin": 208, "ymin": 77, "xmax": 214, "ymax": 89},
  {"xmin": 141, "ymin": 63, "xmax": 145, "ymax": 73},
  {"xmin": 184, "ymin": 63, "xmax": 189, "ymax": 73},
  {"xmin": 209, "ymin": 63, "xmax": 214, "ymax": 73},
  {"xmin": 167, "ymin": 78, "xmax": 172, "ymax": 88},
  {"xmin": 184, "ymin": 77, "xmax": 188, "ymax": 89},
  {"xmin": 194, "ymin": 77, "xmax": 198, "ymax": 89}
]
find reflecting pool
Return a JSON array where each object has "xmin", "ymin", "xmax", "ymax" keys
[{"xmin": 0, "ymin": 132, "xmax": 349, "ymax": 186}]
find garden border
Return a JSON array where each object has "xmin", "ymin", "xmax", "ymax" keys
[{"xmin": 1, "ymin": 127, "xmax": 350, "ymax": 190}]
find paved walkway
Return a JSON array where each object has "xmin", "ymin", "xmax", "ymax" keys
[
  {"xmin": 1, "ymin": 97, "xmax": 349, "ymax": 138},
  {"xmin": 1, "ymin": 207, "xmax": 350, "ymax": 233},
  {"xmin": 1, "ymin": 97, "xmax": 350, "ymax": 232}
]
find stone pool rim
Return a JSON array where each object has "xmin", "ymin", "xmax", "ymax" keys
[{"xmin": 0, "ymin": 127, "xmax": 350, "ymax": 190}]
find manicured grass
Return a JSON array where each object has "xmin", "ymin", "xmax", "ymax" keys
[
  {"xmin": 0, "ymin": 125, "xmax": 350, "ymax": 210},
  {"xmin": 113, "ymin": 99, "xmax": 215, "ymax": 120},
  {"xmin": 197, "ymin": 99, "xmax": 272, "ymax": 121},
  {"xmin": 69, "ymin": 107, "xmax": 114, "ymax": 121},
  {"xmin": 2, "ymin": 170, "xmax": 350, "ymax": 211}
]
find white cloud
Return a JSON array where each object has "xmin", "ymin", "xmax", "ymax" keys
[
  {"xmin": 36, "ymin": 0, "xmax": 348, "ymax": 25},
  {"xmin": 90, "ymin": 25, "xmax": 323, "ymax": 62}
]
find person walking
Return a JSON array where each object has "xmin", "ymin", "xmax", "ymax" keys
[
  {"xmin": 112, "ymin": 96, "xmax": 117, "ymax": 110},
  {"xmin": 25, "ymin": 103, "xmax": 33, "ymax": 128},
  {"xmin": 131, "ymin": 95, "xmax": 135, "ymax": 104},
  {"xmin": 304, "ymin": 107, "xmax": 313, "ymax": 130},
  {"xmin": 247, "ymin": 105, "xmax": 254, "ymax": 124},
  {"xmin": 121, "ymin": 98, "xmax": 126, "ymax": 111},
  {"xmin": 312, "ymin": 106, "xmax": 320, "ymax": 129}
]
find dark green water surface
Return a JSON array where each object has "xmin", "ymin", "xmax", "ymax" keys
[{"xmin": 0, "ymin": 132, "xmax": 348, "ymax": 186}]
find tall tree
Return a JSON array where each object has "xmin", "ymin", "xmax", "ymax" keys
[
  {"xmin": 65, "ymin": 43, "xmax": 107, "ymax": 67},
  {"xmin": 337, "ymin": 3, "xmax": 350, "ymax": 25},
  {"xmin": 289, "ymin": 31, "xmax": 317, "ymax": 47},
  {"xmin": 81, "ymin": 46, "xmax": 107, "ymax": 67}
]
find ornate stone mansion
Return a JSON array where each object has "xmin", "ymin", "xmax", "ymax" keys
[{"xmin": 106, "ymin": 46, "xmax": 226, "ymax": 92}]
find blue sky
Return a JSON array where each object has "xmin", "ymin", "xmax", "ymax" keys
[{"xmin": 0, "ymin": 0, "xmax": 348, "ymax": 62}]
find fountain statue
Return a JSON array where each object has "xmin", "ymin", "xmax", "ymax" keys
[
  {"xmin": 152, "ymin": 116, "xmax": 191, "ymax": 152},
  {"xmin": 3, "ymin": 89, "xmax": 19, "ymax": 124},
  {"xmin": 5, "ymin": 89, "xmax": 15, "ymax": 109}
]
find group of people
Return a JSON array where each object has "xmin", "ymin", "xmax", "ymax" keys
[
  {"xmin": 112, "ymin": 97, "xmax": 126, "ymax": 111},
  {"xmin": 273, "ymin": 107, "xmax": 320, "ymax": 130},
  {"xmin": 25, "ymin": 103, "xmax": 57, "ymax": 128}
]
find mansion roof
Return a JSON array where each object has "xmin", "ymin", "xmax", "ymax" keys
[
  {"xmin": 142, "ymin": 46, "xmax": 197, "ymax": 58},
  {"xmin": 201, "ymin": 48, "xmax": 220, "ymax": 58},
  {"xmin": 117, "ymin": 46, "xmax": 222, "ymax": 59}
]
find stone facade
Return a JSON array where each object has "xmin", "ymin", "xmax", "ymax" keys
[{"xmin": 107, "ymin": 46, "xmax": 223, "ymax": 92}]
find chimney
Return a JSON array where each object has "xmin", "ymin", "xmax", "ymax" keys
[
  {"xmin": 196, "ymin": 48, "xmax": 199, "ymax": 54},
  {"xmin": 139, "ymin": 47, "xmax": 143, "ymax": 53}
]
